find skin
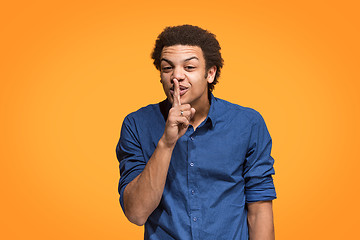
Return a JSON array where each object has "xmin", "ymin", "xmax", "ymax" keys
[
  {"xmin": 160, "ymin": 45, "xmax": 216, "ymax": 130},
  {"xmin": 248, "ymin": 201, "xmax": 275, "ymax": 240},
  {"xmin": 123, "ymin": 45, "xmax": 275, "ymax": 239}
]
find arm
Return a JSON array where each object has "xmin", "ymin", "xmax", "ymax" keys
[
  {"xmin": 123, "ymin": 79, "xmax": 195, "ymax": 226},
  {"xmin": 123, "ymin": 139, "xmax": 173, "ymax": 226},
  {"xmin": 247, "ymin": 200, "xmax": 275, "ymax": 240},
  {"xmin": 243, "ymin": 112, "xmax": 276, "ymax": 238}
]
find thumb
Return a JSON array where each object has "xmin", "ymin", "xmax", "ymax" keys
[{"xmin": 190, "ymin": 108, "xmax": 196, "ymax": 119}]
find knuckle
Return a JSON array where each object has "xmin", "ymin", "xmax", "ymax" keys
[{"xmin": 167, "ymin": 115, "xmax": 176, "ymax": 122}]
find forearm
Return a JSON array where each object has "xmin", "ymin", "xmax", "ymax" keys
[
  {"xmin": 247, "ymin": 201, "xmax": 275, "ymax": 240},
  {"xmin": 123, "ymin": 79, "xmax": 195, "ymax": 226},
  {"xmin": 123, "ymin": 137, "xmax": 174, "ymax": 226}
]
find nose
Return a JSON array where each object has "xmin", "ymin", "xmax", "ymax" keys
[{"xmin": 171, "ymin": 66, "xmax": 185, "ymax": 82}]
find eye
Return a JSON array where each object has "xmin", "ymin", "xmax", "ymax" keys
[
  {"xmin": 161, "ymin": 66, "xmax": 172, "ymax": 72},
  {"xmin": 185, "ymin": 66, "xmax": 196, "ymax": 71}
]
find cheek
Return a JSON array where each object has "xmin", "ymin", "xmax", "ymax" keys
[
  {"xmin": 160, "ymin": 78, "xmax": 171, "ymax": 92},
  {"xmin": 161, "ymin": 80, "xmax": 171, "ymax": 89},
  {"xmin": 161, "ymin": 72, "xmax": 170, "ymax": 82},
  {"xmin": 190, "ymin": 73, "xmax": 208, "ymax": 86}
]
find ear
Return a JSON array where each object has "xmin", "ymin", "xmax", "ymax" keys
[{"xmin": 206, "ymin": 66, "xmax": 217, "ymax": 84}]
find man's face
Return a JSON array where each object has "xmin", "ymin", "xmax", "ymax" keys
[{"xmin": 160, "ymin": 45, "xmax": 216, "ymax": 108}]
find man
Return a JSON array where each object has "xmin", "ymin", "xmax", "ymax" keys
[{"xmin": 116, "ymin": 25, "xmax": 276, "ymax": 239}]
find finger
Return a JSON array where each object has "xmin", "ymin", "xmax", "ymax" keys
[
  {"xmin": 179, "ymin": 104, "xmax": 191, "ymax": 110},
  {"xmin": 190, "ymin": 108, "xmax": 196, "ymax": 119},
  {"xmin": 172, "ymin": 79, "xmax": 181, "ymax": 107},
  {"xmin": 179, "ymin": 110, "xmax": 192, "ymax": 121},
  {"xmin": 175, "ymin": 116, "xmax": 190, "ymax": 127},
  {"xmin": 177, "ymin": 107, "xmax": 194, "ymax": 122}
]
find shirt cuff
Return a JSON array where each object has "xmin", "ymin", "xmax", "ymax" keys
[{"xmin": 245, "ymin": 176, "xmax": 277, "ymax": 203}]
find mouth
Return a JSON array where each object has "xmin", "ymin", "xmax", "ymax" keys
[{"xmin": 170, "ymin": 85, "xmax": 189, "ymax": 96}]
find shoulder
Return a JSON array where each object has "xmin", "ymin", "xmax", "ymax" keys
[
  {"xmin": 120, "ymin": 102, "xmax": 162, "ymax": 141},
  {"xmin": 213, "ymin": 96, "xmax": 264, "ymax": 124},
  {"xmin": 123, "ymin": 102, "xmax": 161, "ymax": 125}
]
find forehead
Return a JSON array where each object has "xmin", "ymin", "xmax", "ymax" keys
[{"xmin": 160, "ymin": 45, "xmax": 204, "ymax": 61}]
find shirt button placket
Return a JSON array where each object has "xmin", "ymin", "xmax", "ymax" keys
[{"xmin": 188, "ymin": 133, "xmax": 198, "ymax": 239}]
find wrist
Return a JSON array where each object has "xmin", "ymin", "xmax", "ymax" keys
[{"xmin": 158, "ymin": 136, "xmax": 176, "ymax": 150}]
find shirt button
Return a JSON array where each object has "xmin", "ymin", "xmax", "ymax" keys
[
  {"xmin": 193, "ymin": 217, "xmax": 197, "ymax": 222},
  {"xmin": 190, "ymin": 136, "xmax": 194, "ymax": 141},
  {"xmin": 190, "ymin": 162, "xmax": 194, "ymax": 167},
  {"xmin": 191, "ymin": 190, "xmax": 195, "ymax": 195}
]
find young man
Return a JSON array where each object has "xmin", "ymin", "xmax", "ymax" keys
[{"xmin": 116, "ymin": 25, "xmax": 276, "ymax": 240}]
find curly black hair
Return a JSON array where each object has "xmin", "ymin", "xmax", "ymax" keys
[{"xmin": 151, "ymin": 25, "xmax": 224, "ymax": 92}]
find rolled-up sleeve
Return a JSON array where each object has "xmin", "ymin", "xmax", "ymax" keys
[
  {"xmin": 244, "ymin": 112, "xmax": 276, "ymax": 203},
  {"xmin": 116, "ymin": 115, "xmax": 146, "ymax": 212}
]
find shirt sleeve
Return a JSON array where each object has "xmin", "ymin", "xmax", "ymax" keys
[
  {"xmin": 244, "ymin": 111, "xmax": 276, "ymax": 203},
  {"xmin": 116, "ymin": 115, "xmax": 146, "ymax": 212}
]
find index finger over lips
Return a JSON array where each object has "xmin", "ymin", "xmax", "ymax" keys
[{"xmin": 172, "ymin": 79, "xmax": 181, "ymax": 107}]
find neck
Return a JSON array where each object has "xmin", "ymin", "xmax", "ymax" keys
[{"xmin": 190, "ymin": 92, "xmax": 211, "ymax": 129}]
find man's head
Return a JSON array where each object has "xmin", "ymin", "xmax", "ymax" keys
[{"xmin": 151, "ymin": 25, "xmax": 224, "ymax": 92}]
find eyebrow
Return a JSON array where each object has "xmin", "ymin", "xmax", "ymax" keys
[{"xmin": 160, "ymin": 56, "xmax": 199, "ymax": 64}]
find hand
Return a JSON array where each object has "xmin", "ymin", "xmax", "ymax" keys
[{"xmin": 161, "ymin": 79, "xmax": 196, "ymax": 148}]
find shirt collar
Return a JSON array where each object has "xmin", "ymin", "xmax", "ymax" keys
[{"xmin": 205, "ymin": 92, "xmax": 217, "ymax": 129}]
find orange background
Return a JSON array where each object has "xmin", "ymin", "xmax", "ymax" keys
[{"xmin": 1, "ymin": 1, "xmax": 359, "ymax": 239}]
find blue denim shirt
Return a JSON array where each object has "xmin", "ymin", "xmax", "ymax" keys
[{"xmin": 116, "ymin": 94, "xmax": 276, "ymax": 239}]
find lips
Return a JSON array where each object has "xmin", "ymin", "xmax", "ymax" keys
[{"xmin": 170, "ymin": 85, "xmax": 189, "ymax": 96}]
